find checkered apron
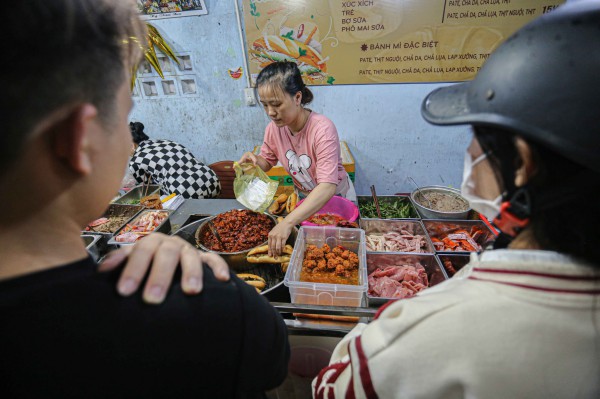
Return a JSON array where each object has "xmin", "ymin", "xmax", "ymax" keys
[{"xmin": 129, "ymin": 140, "xmax": 221, "ymax": 199}]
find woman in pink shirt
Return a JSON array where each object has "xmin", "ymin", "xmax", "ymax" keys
[{"xmin": 239, "ymin": 62, "xmax": 355, "ymax": 257}]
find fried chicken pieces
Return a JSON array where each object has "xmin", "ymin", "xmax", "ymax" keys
[{"xmin": 302, "ymin": 244, "xmax": 359, "ymax": 278}]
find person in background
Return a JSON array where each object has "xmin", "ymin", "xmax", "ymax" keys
[
  {"xmin": 313, "ymin": 2, "xmax": 600, "ymax": 398},
  {"xmin": 0, "ymin": 1, "xmax": 289, "ymax": 397},
  {"xmin": 129, "ymin": 121, "xmax": 221, "ymax": 199},
  {"xmin": 238, "ymin": 61, "xmax": 356, "ymax": 257}
]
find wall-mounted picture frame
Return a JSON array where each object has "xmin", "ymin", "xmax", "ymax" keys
[{"xmin": 137, "ymin": 0, "xmax": 207, "ymax": 20}]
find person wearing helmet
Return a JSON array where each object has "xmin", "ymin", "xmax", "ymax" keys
[{"xmin": 313, "ymin": 2, "xmax": 600, "ymax": 398}]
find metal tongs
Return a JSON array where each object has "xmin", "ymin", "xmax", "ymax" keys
[
  {"xmin": 408, "ymin": 177, "xmax": 433, "ymax": 208},
  {"xmin": 370, "ymin": 185, "xmax": 382, "ymax": 219}
]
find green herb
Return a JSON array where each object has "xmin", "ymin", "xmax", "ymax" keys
[
  {"xmin": 282, "ymin": 31, "xmax": 294, "ymax": 39},
  {"xmin": 123, "ymin": 199, "xmax": 140, "ymax": 205},
  {"xmin": 359, "ymin": 199, "xmax": 416, "ymax": 219}
]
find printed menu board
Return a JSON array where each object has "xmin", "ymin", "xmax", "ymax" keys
[{"xmin": 244, "ymin": 0, "xmax": 565, "ymax": 85}]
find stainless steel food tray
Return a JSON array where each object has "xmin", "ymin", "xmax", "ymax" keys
[
  {"xmin": 107, "ymin": 209, "xmax": 171, "ymax": 246},
  {"xmin": 358, "ymin": 195, "xmax": 419, "ymax": 220},
  {"xmin": 81, "ymin": 234, "xmax": 102, "ymax": 262},
  {"xmin": 423, "ymin": 219, "xmax": 497, "ymax": 253},
  {"xmin": 111, "ymin": 184, "xmax": 161, "ymax": 205},
  {"xmin": 361, "ymin": 219, "xmax": 435, "ymax": 254},
  {"xmin": 437, "ymin": 253, "xmax": 471, "ymax": 277},
  {"xmin": 366, "ymin": 252, "xmax": 447, "ymax": 307}
]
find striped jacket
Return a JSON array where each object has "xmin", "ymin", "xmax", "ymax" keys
[{"xmin": 313, "ymin": 249, "xmax": 600, "ymax": 398}]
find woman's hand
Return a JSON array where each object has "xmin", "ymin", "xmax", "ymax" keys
[
  {"xmin": 98, "ymin": 233, "xmax": 230, "ymax": 304},
  {"xmin": 268, "ymin": 219, "xmax": 294, "ymax": 257},
  {"xmin": 238, "ymin": 151, "xmax": 259, "ymax": 165}
]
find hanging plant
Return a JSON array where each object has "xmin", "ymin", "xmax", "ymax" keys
[{"xmin": 128, "ymin": 23, "xmax": 181, "ymax": 90}]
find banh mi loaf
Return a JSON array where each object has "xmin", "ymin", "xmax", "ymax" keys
[
  {"xmin": 286, "ymin": 192, "xmax": 298, "ymax": 213},
  {"xmin": 251, "ymin": 36, "xmax": 327, "ymax": 73},
  {"xmin": 281, "ymin": 262, "xmax": 289, "ymax": 273},
  {"xmin": 276, "ymin": 193, "xmax": 288, "ymax": 204},
  {"xmin": 247, "ymin": 254, "xmax": 291, "ymax": 264},
  {"xmin": 268, "ymin": 200, "xmax": 280, "ymax": 214},
  {"xmin": 237, "ymin": 273, "xmax": 266, "ymax": 291},
  {"xmin": 248, "ymin": 244, "xmax": 293, "ymax": 256}
]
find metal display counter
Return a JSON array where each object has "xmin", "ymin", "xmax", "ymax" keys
[{"xmin": 168, "ymin": 199, "xmax": 376, "ymax": 336}]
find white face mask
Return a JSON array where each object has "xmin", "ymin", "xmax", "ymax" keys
[{"xmin": 460, "ymin": 152, "xmax": 502, "ymax": 220}]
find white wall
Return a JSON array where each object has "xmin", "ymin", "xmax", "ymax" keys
[{"xmin": 130, "ymin": 0, "xmax": 471, "ymax": 195}]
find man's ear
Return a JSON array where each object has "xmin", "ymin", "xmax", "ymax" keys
[
  {"xmin": 514, "ymin": 137, "xmax": 536, "ymax": 187},
  {"xmin": 52, "ymin": 104, "xmax": 98, "ymax": 175}
]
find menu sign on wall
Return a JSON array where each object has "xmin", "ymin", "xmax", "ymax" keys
[{"xmin": 244, "ymin": 0, "xmax": 565, "ymax": 85}]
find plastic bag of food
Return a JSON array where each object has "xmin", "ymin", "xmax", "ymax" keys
[{"xmin": 233, "ymin": 162, "xmax": 279, "ymax": 213}]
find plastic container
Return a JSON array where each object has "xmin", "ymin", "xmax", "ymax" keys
[
  {"xmin": 284, "ymin": 226, "xmax": 367, "ymax": 307},
  {"xmin": 366, "ymin": 253, "xmax": 447, "ymax": 307},
  {"xmin": 299, "ymin": 196, "xmax": 359, "ymax": 226}
]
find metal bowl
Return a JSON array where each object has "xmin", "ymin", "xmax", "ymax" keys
[
  {"xmin": 194, "ymin": 210, "xmax": 278, "ymax": 272},
  {"xmin": 410, "ymin": 186, "xmax": 471, "ymax": 219},
  {"xmin": 171, "ymin": 218, "xmax": 297, "ymax": 296}
]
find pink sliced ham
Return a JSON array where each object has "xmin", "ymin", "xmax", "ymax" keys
[{"xmin": 368, "ymin": 263, "xmax": 429, "ymax": 300}]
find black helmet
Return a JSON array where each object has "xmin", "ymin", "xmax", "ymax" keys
[{"xmin": 421, "ymin": 1, "xmax": 600, "ymax": 173}]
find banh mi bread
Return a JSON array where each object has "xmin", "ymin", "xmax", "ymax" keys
[
  {"xmin": 247, "ymin": 254, "xmax": 291, "ymax": 264},
  {"xmin": 276, "ymin": 193, "xmax": 288, "ymax": 204},
  {"xmin": 286, "ymin": 192, "xmax": 298, "ymax": 213},
  {"xmin": 251, "ymin": 36, "xmax": 327, "ymax": 73},
  {"xmin": 277, "ymin": 216, "xmax": 284, "ymax": 224},
  {"xmin": 237, "ymin": 273, "xmax": 266, "ymax": 291},
  {"xmin": 281, "ymin": 262, "xmax": 289, "ymax": 273},
  {"xmin": 268, "ymin": 200, "xmax": 281, "ymax": 214},
  {"xmin": 248, "ymin": 244, "xmax": 293, "ymax": 256}
]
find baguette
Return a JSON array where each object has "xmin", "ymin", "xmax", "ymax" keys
[
  {"xmin": 281, "ymin": 262, "xmax": 289, "ymax": 273},
  {"xmin": 268, "ymin": 200, "xmax": 280, "ymax": 214},
  {"xmin": 276, "ymin": 193, "xmax": 289, "ymax": 204},
  {"xmin": 237, "ymin": 273, "xmax": 266, "ymax": 291},
  {"xmin": 286, "ymin": 192, "xmax": 298, "ymax": 213},
  {"xmin": 248, "ymin": 244, "xmax": 293, "ymax": 256},
  {"xmin": 247, "ymin": 254, "xmax": 291, "ymax": 264}
]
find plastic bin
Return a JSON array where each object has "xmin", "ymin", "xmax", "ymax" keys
[
  {"xmin": 299, "ymin": 196, "xmax": 359, "ymax": 226},
  {"xmin": 284, "ymin": 226, "xmax": 367, "ymax": 307}
]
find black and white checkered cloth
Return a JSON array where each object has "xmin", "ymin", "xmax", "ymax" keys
[{"xmin": 129, "ymin": 139, "xmax": 221, "ymax": 199}]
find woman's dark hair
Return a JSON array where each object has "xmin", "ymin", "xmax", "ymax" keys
[
  {"xmin": 255, "ymin": 61, "xmax": 313, "ymax": 105},
  {"xmin": 474, "ymin": 125, "xmax": 600, "ymax": 267},
  {"xmin": 130, "ymin": 121, "xmax": 149, "ymax": 145}
]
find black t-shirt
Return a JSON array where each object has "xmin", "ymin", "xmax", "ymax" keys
[{"xmin": 0, "ymin": 257, "xmax": 289, "ymax": 398}]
